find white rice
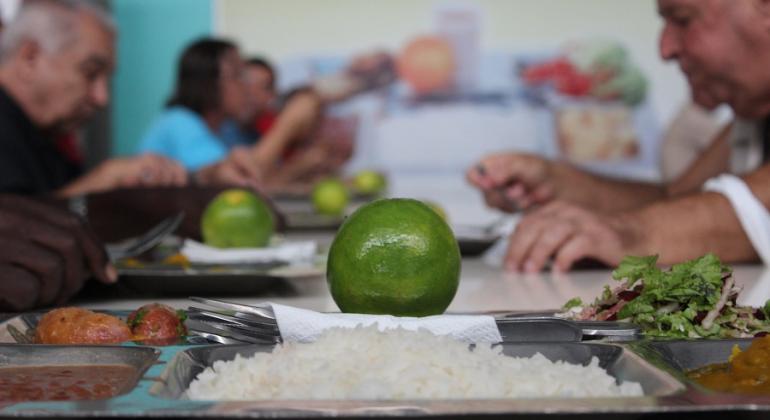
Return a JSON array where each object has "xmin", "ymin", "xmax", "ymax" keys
[{"xmin": 186, "ymin": 326, "xmax": 643, "ymax": 400}]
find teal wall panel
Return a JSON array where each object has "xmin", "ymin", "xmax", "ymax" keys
[{"xmin": 111, "ymin": 0, "xmax": 212, "ymax": 156}]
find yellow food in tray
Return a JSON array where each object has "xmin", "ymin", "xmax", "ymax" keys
[
  {"xmin": 162, "ymin": 252, "xmax": 191, "ymax": 268},
  {"xmin": 688, "ymin": 335, "xmax": 770, "ymax": 394}
]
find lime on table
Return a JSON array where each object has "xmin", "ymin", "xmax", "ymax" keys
[
  {"xmin": 201, "ymin": 189, "xmax": 275, "ymax": 248},
  {"xmin": 312, "ymin": 178, "xmax": 349, "ymax": 216},
  {"xmin": 327, "ymin": 198, "xmax": 461, "ymax": 317},
  {"xmin": 352, "ymin": 170, "xmax": 387, "ymax": 195},
  {"xmin": 423, "ymin": 199, "xmax": 449, "ymax": 222}
]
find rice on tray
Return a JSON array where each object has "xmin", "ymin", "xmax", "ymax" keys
[{"xmin": 186, "ymin": 326, "xmax": 642, "ymax": 400}]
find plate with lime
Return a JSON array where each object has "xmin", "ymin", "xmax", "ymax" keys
[{"xmin": 115, "ymin": 189, "xmax": 324, "ymax": 294}]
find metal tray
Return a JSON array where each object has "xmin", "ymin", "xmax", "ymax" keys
[
  {"xmin": 272, "ymin": 198, "xmax": 347, "ymax": 232},
  {"xmin": 0, "ymin": 310, "xmax": 204, "ymax": 346},
  {"xmin": 631, "ymin": 338, "xmax": 770, "ymax": 396},
  {"xmin": 282, "ymin": 210, "xmax": 345, "ymax": 231},
  {"xmin": 150, "ymin": 342, "xmax": 683, "ymax": 400},
  {"xmin": 117, "ymin": 261, "xmax": 323, "ymax": 295},
  {"xmin": 453, "ymin": 225, "xmax": 501, "ymax": 256},
  {"xmin": 0, "ymin": 344, "xmax": 160, "ymax": 399},
  {"xmin": 641, "ymin": 338, "xmax": 754, "ymax": 372},
  {"xmin": 8, "ymin": 341, "xmax": 770, "ymax": 417}
]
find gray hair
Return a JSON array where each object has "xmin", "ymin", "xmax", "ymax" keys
[{"xmin": 0, "ymin": 0, "xmax": 115, "ymax": 62}]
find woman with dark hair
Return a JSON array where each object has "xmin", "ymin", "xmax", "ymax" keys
[
  {"xmin": 139, "ymin": 37, "xmax": 395, "ymax": 189},
  {"xmin": 138, "ymin": 37, "xmax": 326, "ymax": 189},
  {"xmin": 138, "ymin": 38, "xmax": 250, "ymax": 170}
]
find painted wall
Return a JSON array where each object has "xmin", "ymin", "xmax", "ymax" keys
[
  {"xmin": 111, "ymin": 0, "xmax": 212, "ymax": 156},
  {"xmin": 215, "ymin": 0, "xmax": 687, "ymax": 130}
]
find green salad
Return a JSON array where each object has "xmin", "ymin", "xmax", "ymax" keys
[{"xmin": 561, "ymin": 254, "xmax": 770, "ymax": 338}]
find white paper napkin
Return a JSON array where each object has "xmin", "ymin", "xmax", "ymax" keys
[
  {"xmin": 269, "ymin": 303, "xmax": 503, "ymax": 343},
  {"xmin": 180, "ymin": 239, "xmax": 317, "ymax": 264}
]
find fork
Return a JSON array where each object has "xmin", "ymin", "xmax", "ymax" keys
[
  {"xmin": 106, "ymin": 212, "xmax": 185, "ymax": 261},
  {"xmin": 7, "ymin": 324, "xmax": 34, "ymax": 344},
  {"xmin": 185, "ymin": 298, "xmax": 641, "ymax": 345}
]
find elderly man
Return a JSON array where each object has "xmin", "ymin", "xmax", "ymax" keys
[
  {"xmin": 0, "ymin": 0, "xmax": 258, "ymax": 196},
  {"xmin": 0, "ymin": 0, "xmax": 258, "ymax": 311},
  {"xmin": 469, "ymin": 0, "xmax": 770, "ymax": 272}
]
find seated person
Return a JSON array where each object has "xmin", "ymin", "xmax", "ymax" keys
[
  {"xmin": 0, "ymin": 1, "xmax": 263, "ymax": 312},
  {"xmin": 219, "ymin": 56, "xmax": 278, "ymax": 148},
  {"xmin": 139, "ymin": 39, "xmax": 251, "ymax": 170},
  {"xmin": 0, "ymin": 0, "xmax": 185, "ymax": 196},
  {"xmin": 0, "ymin": 194, "xmax": 115, "ymax": 311},
  {"xmin": 0, "ymin": 0, "xmax": 254, "ymax": 197},
  {"xmin": 139, "ymin": 40, "xmax": 393, "ymax": 191},
  {"xmin": 138, "ymin": 38, "xmax": 319, "ymax": 181},
  {"xmin": 467, "ymin": 0, "xmax": 770, "ymax": 273},
  {"xmin": 226, "ymin": 54, "xmax": 394, "ymax": 191}
]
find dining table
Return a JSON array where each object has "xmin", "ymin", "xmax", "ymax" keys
[
  {"xmin": 3, "ymin": 227, "xmax": 770, "ymax": 420},
  {"xmin": 70, "ymin": 228, "xmax": 770, "ymax": 315}
]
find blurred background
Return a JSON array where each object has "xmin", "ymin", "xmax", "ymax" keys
[{"xmin": 0, "ymin": 0, "xmax": 731, "ymax": 224}]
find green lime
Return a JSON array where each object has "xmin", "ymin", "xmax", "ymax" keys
[
  {"xmin": 312, "ymin": 178, "xmax": 349, "ymax": 216},
  {"xmin": 327, "ymin": 198, "xmax": 461, "ymax": 317},
  {"xmin": 423, "ymin": 199, "xmax": 449, "ymax": 222},
  {"xmin": 352, "ymin": 170, "xmax": 387, "ymax": 195},
  {"xmin": 201, "ymin": 189, "xmax": 275, "ymax": 248}
]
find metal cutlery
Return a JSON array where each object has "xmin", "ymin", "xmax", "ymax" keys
[
  {"xmin": 106, "ymin": 212, "xmax": 185, "ymax": 261},
  {"xmin": 189, "ymin": 297, "xmax": 275, "ymax": 320},
  {"xmin": 186, "ymin": 297, "xmax": 641, "ymax": 345},
  {"xmin": 6, "ymin": 324, "xmax": 34, "ymax": 344}
]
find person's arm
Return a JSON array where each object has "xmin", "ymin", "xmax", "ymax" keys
[
  {"xmin": 0, "ymin": 195, "xmax": 116, "ymax": 311},
  {"xmin": 311, "ymin": 51, "xmax": 396, "ymax": 104},
  {"xmin": 250, "ymin": 90, "xmax": 322, "ymax": 173},
  {"xmin": 502, "ymin": 174, "xmax": 760, "ymax": 273},
  {"xmin": 562, "ymin": 120, "xmax": 734, "ymax": 211},
  {"xmin": 56, "ymin": 154, "xmax": 188, "ymax": 198},
  {"xmin": 469, "ymin": 118, "xmax": 734, "ymax": 214},
  {"xmin": 263, "ymin": 116, "xmax": 356, "ymax": 189},
  {"xmin": 616, "ymin": 191, "xmax": 754, "ymax": 266},
  {"xmin": 195, "ymin": 147, "xmax": 262, "ymax": 190},
  {"xmin": 468, "ymin": 153, "xmax": 666, "ymax": 214},
  {"xmin": 666, "ymin": 123, "xmax": 732, "ymax": 196}
]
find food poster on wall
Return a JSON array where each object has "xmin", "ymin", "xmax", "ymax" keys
[{"xmin": 220, "ymin": 0, "xmax": 668, "ymax": 184}]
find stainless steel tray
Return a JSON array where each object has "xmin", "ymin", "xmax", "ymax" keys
[
  {"xmin": 0, "ymin": 344, "xmax": 159, "ymax": 371},
  {"xmin": 0, "ymin": 310, "xmax": 205, "ymax": 346},
  {"xmin": 630, "ymin": 338, "xmax": 769, "ymax": 394},
  {"xmin": 272, "ymin": 198, "xmax": 347, "ymax": 231},
  {"xmin": 282, "ymin": 210, "xmax": 345, "ymax": 231},
  {"xmin": 150, "ymin": 342, "xmax": 684, "ymax": 400},
  {"xmin": 0, "ymin": 344, "xmax": 160, "ymax": 399},
  {"xmin": 641, "ymin": 338, "xmax": 754, "ymax": 372},
  {"xmin": 117, "ymin": 262, "xmax": 284, "ymax": 295},
  {"xmin": 452, "ymin": 225, "xmax": 500, "ymax": 256},
  {"xmin": 6, "ymin": 340, "xmax": 770, "ymax": 417},
  {"xmin": 116, "ymin": 261, "xmax": 323, "ymax": 295}
]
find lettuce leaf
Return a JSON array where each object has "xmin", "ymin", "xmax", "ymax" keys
[{"xmin": 587, "ymin": 253, "xmax": 738, "ymax": 338}]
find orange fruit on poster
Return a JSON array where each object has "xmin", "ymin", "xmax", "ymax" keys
[{"xmin": 397, "ymin": 35, "xmax": 456, "ymax": 95}]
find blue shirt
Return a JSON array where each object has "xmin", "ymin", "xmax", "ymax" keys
[
  {"xmin": 219, "ymin": 119, "xmax": 258, "ymax": 148},
  {"xmin": 138, "ymin": 107, "xmax": 227, "ymax": 170}
]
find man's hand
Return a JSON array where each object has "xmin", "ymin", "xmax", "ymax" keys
[
  {"xmin": 467, "ymin": 153, "xmax": 557, "ymax": 212},
  {"xmin": 195, "ymin": 147, "xmax": 262, "ymax": 189},
  {"xmin": 58, "ymin": 154, "xmax": 188, "ymax": 197},
  {"xmin": 503, "ymin": 201, "xmax": 643, "ymax": 273},
  {"xmin": 0, "ymin": 195, "xmax": 116, "ymax": 311}
]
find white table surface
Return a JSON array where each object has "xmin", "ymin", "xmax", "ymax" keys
[{"xmin": 72, "ymin": 230, "xmax": 770, "ymax": 314}]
